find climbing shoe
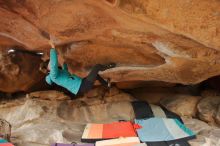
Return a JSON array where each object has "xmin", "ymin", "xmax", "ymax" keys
[{"xmin": 102, "ymin": 63, "xmax": 116, "ymax": 71}]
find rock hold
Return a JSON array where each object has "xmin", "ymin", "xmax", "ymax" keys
[
  {"xmin": 197, "ymin": 96, "xmax": 220, "ymax": 125},
  {"xmin": 160, "ymin": 95, "xmax": 202, "ymax": 117},
  {"xmin": 0, "ymin": 0, "xmax": 220, "ymax": 93}
]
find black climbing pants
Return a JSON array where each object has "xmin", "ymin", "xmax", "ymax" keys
[{"xmin": 78, "ymin": 64, "xmax": 108, "ymax": 94}]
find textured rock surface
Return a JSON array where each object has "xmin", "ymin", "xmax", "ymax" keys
[
  {"xmin": 117, "ymin": 0, "xmax": 220, "ymax": 50},
  {"xmin": 0, "ymin": 0, "xmax": 220, "ymax": 92},
  {"xmin": 216, "ymin": 106, "xmax": 220, "ymax": 125},
  {"xmin": 160, "ymin": 95, "xmax": 201, "ymax": 117},
  {"xmin": 0, "ymin": 91, "xmax": 135, "ymax": 146},
  {"xmin": 0, "ymin": 49, "xmax": 44, "ymax": 92},
  {"xmin": 128, "ymin": 84, "xmax": 199, "ymax": 104},
  {"xmin": 184, "ymin": 118, "xmax": 220, "ymax": 146},
  {"xmin": 197, "ymin": 96, "xmax": 220, "ymax": 125},
  {"xmin": 129, "ymin": 86, "xmax": 176, "ymax": 104},
  {"xmin": 26, "ymin": 90, "xmax": 70, "ymax": 101},
  {"xmin": 201, "ymin": 89, "xmax": 220, "ymax": 98},
  {"xmin": 0, "ymin": 91, "xmax": 219, "ymax": 146}
]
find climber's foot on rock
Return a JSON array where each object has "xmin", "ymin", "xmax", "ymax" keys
[{"xmin": 101, "ymin": 63, "xmax": 116, "ymax": 71}]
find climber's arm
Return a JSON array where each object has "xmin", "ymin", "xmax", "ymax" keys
[
  {"xmin": 49, "ymin": 48, "xmax": 59, "ymax": 78},
  {"xmin": 62, "ymin": 63, "xmax": 68, "ymax": 72},
  {"xmin": 45, "ymin": 75, "xmax": 53, "ymax": 85}
]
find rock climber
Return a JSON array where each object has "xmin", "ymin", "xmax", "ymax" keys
[{"xmin": 44, "ymin": 40, "xmax": 116, "ymax": 96}]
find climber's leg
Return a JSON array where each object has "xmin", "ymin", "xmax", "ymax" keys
[
  {"xmin": 97, "ymin": 74, "xmax": 108, "ymax": 87},
  {"xmin": 85, "ymin": 63, "xmax": 116, "ymax": 83},
  {"xmin": 78, "ymin": 63, "xmax": 115, "ymax": 94}
]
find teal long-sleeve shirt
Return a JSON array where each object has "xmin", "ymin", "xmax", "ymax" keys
[{"xmin": 45, "ymin": 48, "xmax": 82, "ymax": 95}]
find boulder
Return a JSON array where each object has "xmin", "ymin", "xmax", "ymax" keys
[
  {"xmin": 0, "ymin": 91, "xmax": 220, "ymax": 146},
  {"xmin": 0, "ymin": 49, "xmax": 45, "ymax": 93},
  {"xmin": 104, "ymin": 87, "xmax": 121, "ymax": 97},
  {"xmin": 201, "ymin": 89, "xmax": 220, "ymax": 98},
  {"xmin": 0, "ymin": 93, "xmax": 219, "ymax": 146},
  {"xmin": 104, "ymin": 92, "xmax": 134, "ymax": 103},
  {"xmin": 197, "ymin": 96, "xmax": 220, "ymax": 124},
  {"xmin": 0, "ymin": 99, "xmax": 44, "ymax": 127},
  {"xmin": 26, "ymin": 90, "xmax": 70, "ymax": 101},
  {"xmin": 118, "ymin": 0, "xmax": 220, "ymax": 50},
  {"xmin": 84, "ymin": 86, "xmax": 107, "ymax": 98},
  {"xmin": 215, "ymin": 105, "xmax": 220, "ymax": 125},
  {"xmin": 160, "ymin": 95, "xmax": 201, "ymax": 117},
  {"xmin": 129, "ymin": 87, "xmax": 175, "ymax": 104},
  {"xmin": 77, "ymin": 87, "xmax": 135, "ymax": 106},
  {"xmin": 183, "ymin": 118, "xmax": 220, "ymax": 146},
  {"xmin": 0, "ymin": 91, "xmax": 135, "ymax": 145},
  {"xmin": 0, "ymin": 0, "xmax": 220, "ymax": 91}
]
